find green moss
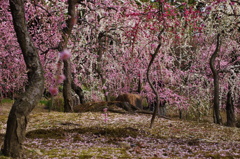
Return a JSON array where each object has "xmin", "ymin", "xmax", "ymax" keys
[
  {"xmin": 142, "ymin": 98, "xmax": 148, "ymax": 108},
  {"xmin": 70, "ymin": 126, "xmax": 141, "ymax": 138},
  {"xmin": 39, "ymin": 100, "xmax": 48, "ymax": 105},
  {"xmin": 78, "ymin": 147, "xmax": 130, "ymax": 158},
  {"xmin": 26, "ymin": 129, "xmax": 66, "ymax": 139},
  {"xmin": 43, "ymin": 148, "xmax": 63, "ymax": 158},
  {"xmin": 0, "ymin": 98, "xmax": 13, "ymax": 104},
  {"xmin": 78, "ymin": 154, "xmax": 93, "ymax": 159},
  {"xmin": 26, "ymin": 126, "xmax": 144, "ymax": 140},
  {"xmin": 43, "ymin": 147, "xmax": 129, "ymax": 158}
]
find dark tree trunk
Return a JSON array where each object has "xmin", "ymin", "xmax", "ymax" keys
[
  {"xmin": 71, "ymin": 80, "xmax": 85, "ymax": 104},
  {"xmin": 209, "ymin": 34, "xmax": 222, "ymax": 124},
  {"xmin": 179, "ymin": 109, "xmax": 183, "ymax": 119},
  {"xmin": 58, "ymin": 0, "xmax": 77, "ymax": 112},
  {"xmin": 226, "ymin": 89, "xmax": 236, "ymax": 127},
  {"xmin": 137, "ymin": 75, "xmax": 142, "ymax": 94},
  {"xmin": 63, "ymin": 59, "xmax": 74, "ymax": 112},
  {"xmin": 2, "ymin": 0, "xmax": 44, "ymax": 157},
  {"xmin": 147, "ymin": 29, "xmax": 164, "ymax": 128}
]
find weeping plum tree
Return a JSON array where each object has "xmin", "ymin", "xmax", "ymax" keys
[
  {"xmin": 2, "ymin": 0, "xmax": 44, "ymax": 157},
  {"xmin": 202, "ymin": 0, "xmax": 240, "ymax": 125}
]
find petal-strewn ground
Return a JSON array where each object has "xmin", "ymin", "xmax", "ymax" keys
[{"xmin": 0, "ymin": 103, "xmax": 239, "ymax": 158}]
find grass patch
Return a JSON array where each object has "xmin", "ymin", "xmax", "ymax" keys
[
  {"xmin": 39, "ymin": 100, "xmax": 48, "ymax": 105},
  {"xmin": 0, "ymin": 99, "xmax": 13, "ymax": 104}
]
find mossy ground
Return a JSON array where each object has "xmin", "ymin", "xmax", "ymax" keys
[{"xmin": 0, "ymin": 101, "xmax": 239, "ymax": 158}]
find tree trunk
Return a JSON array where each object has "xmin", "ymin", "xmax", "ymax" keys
[
  {"xmin": 225, "ymin": 50, "xmax": 238, "ymax": 127},
  {"xmin": 63, "ymin": 59, "xmax": 73, "ymax": 112},
  {"xmin": 159, "ymin": 100, "xmax": 166, "ymax": 116},
  {"xmin": 137, "ymin": 75, "xmax": 142, "ymax": 93},
  {"xmin": 96, "ymin": 33, "xmax": 109, "ymax": 102},
  {"xmin": 71, "ymin": 81, "xmax": 85, "ymax": 104},
  {"xmin": 226, "ymin": 89, "xmax": 236, "ymax": 127},
  {"xmin": 147, "ymin": 29, "xmax": 164, "ymax": 128},
  {"xmin": 209, "ymin": 34, "xmax": 222, "ymax": 124},
  {"xmin": 2, "ymin": 0, "xmax": 44, "ymax": 157},
  {"xmin": 179, "ymin": 109, "xmax": 183, "ymax": 119},
  {"xmin": 58, "ymin": 0, "xmax": 78, "ymax": 112}
]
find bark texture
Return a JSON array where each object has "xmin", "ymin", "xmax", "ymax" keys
[
  {"xmin": 2, "ymin": 0, "xmax": 44, "ymax": 157},
  {"xmin": 147, "ymin": 29, "xmax": 164, "ymax": 128},
  {"xmin": 209, "ymin": 34, "xmax": 222, "ymax": 124},
  {"xmin": 63, "ymin": 59, "xmax": 74, "ymax": 112},
  {"xmin": 95, "ymin": 32, "xmax": 109, "ymax": 102},
  {"xmin": 225, "ymin": 50, "xmax": 238, "ymax": 127},
  {"xmin": 58, "ymin": 0, "xmax": 78, "ymax": 112},
  {"xmin": 71, "ymin": 81, "xmax": 85, "ymax": 104},
  {"xmin": 226, "ymin": 89, "xmax": 236, "ymax": 127}
]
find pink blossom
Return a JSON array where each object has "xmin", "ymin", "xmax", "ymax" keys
[
  {"xmin": 59, "ymin": 49, "xmax": 71, "ymax": 60},
  {"xmin": 102, "ymin": 85, "xmax": 107, "ymax": 90},
  {"xmin": 103, "ymin": 108, "xmax": 108, "ymax": 113},
  {"xmin": 56, "ymin": 75, "xmax": 66, "ymax": 84},
  {"xmin": 14, "ymin": 58, "xmax": 19, "ymax": 63},
  {"xmin": 49, "ymin": 87, "xmax": 58, "ymax": 96}
]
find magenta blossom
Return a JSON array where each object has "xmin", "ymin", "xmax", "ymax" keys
[
  {"xmin": 59, "ymin": 49, "xmax": 71, "ymax": 60},
  {"xmin": 49, "ymin": 87, "xmax": 58, "ymax": 96},
  {"xmin": 56, "ymin": 75, "xmax": 66, "ymax": 84}
]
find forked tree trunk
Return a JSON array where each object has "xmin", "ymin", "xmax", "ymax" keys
[
  {"xmin": 2, "ymin": 0, "xmax": 44, "ymax": 157},
  {"xmin": 209, "ymin": 34, "xmax": 222, "ymax": 124}
]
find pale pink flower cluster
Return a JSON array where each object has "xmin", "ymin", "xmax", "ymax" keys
[
  {"xmin": 49, "ymin": 87, "xmax": 58, "ymax": 96},
  {"xmin": 48, "ymin": 49, "xmax": 71, "ymax": 96},
  {"xmin": 59, "ymin": 49, "xmax": 71, "ymax": 60},
  {"xmin": 56, "ymin": 74, "xmax": 66, "ymax": 84}
]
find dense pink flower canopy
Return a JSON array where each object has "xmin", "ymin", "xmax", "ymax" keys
[{"xmin": 0, "ymin": 0, "xmax": 239, "ymax": 111}]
